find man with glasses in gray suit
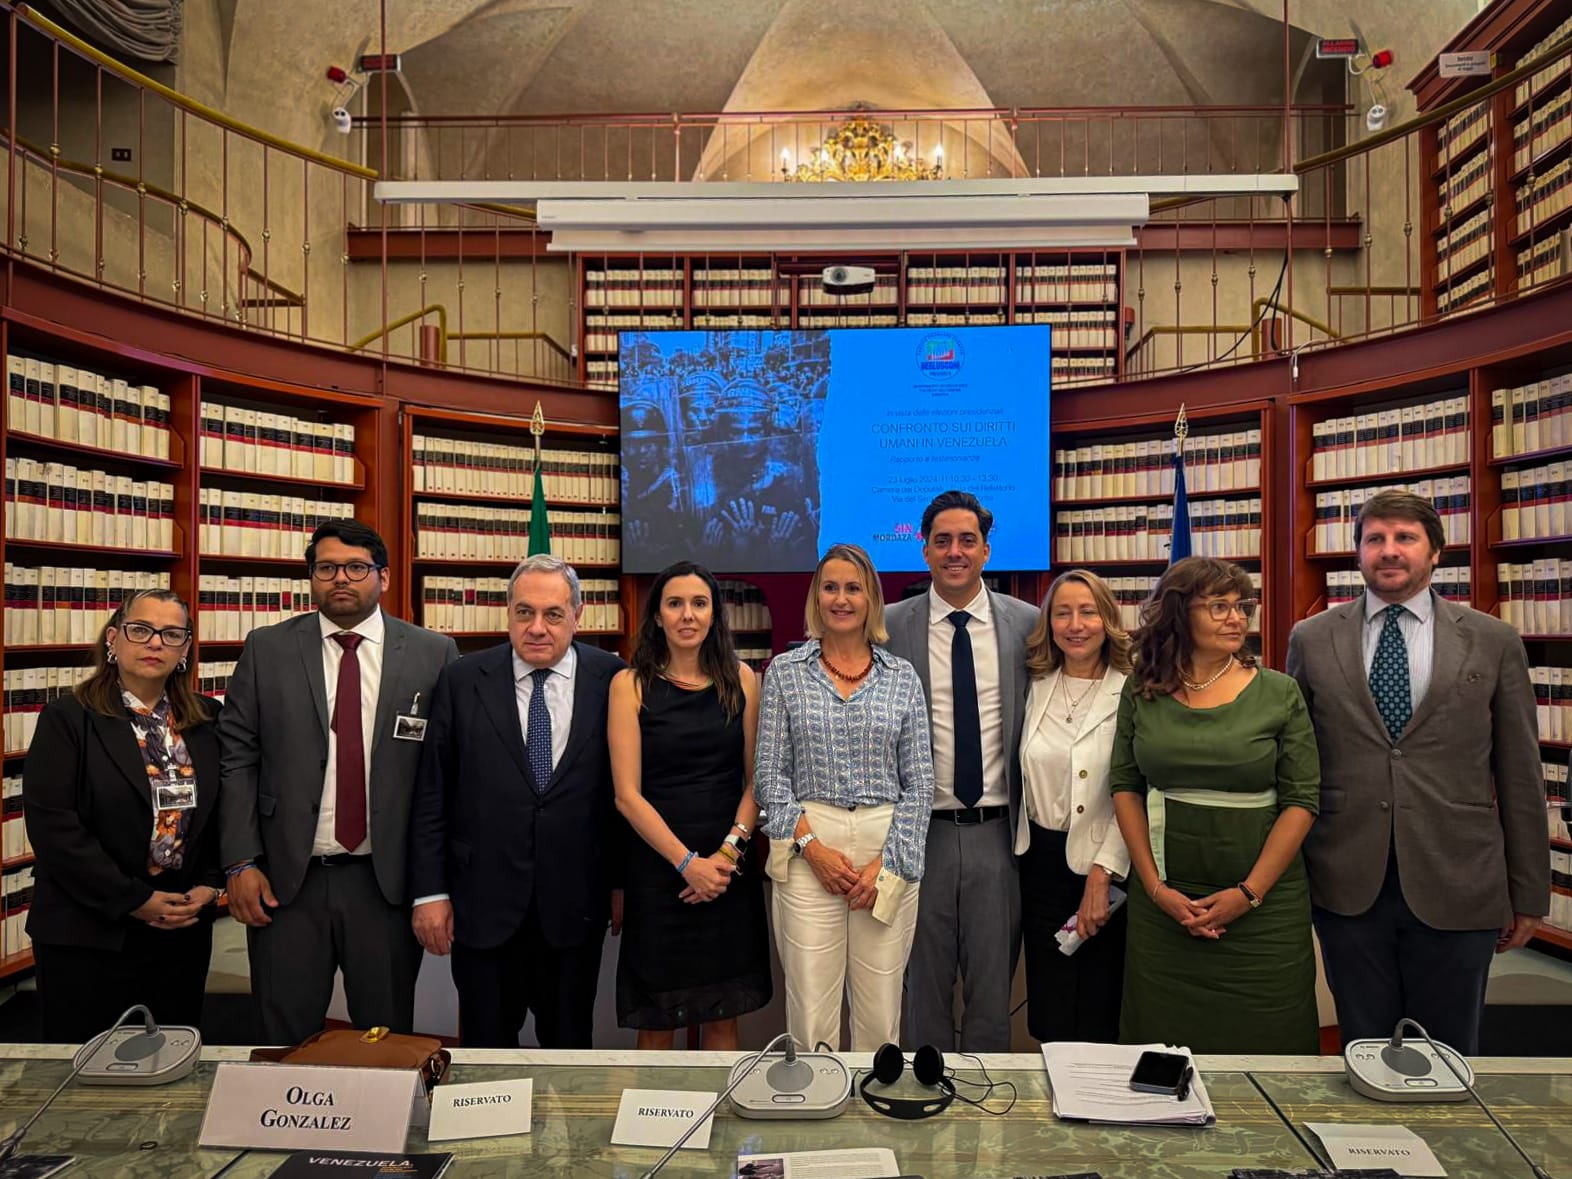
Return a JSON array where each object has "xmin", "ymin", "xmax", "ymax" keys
[
  {"xmin": 1287, "ymin": 489, "xmax": 1546, "ymax": 1055},
  {"xmin": 219, "ymin": 520, "xmax": 458, "ymax": 1044},
  {"xmin": 884, "ymin": 490, "xmax": 1038, "ymax": 1052}
]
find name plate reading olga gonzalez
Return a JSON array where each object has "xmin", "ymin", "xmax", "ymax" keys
[{"xmin": 198, "ymin": 1063, "xmax": 422, "ymax": 1153}]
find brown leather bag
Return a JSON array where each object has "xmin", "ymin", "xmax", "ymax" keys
[{"xmin": 250, "ymin": 1027, "xmax": 451, "ymax": 1090}]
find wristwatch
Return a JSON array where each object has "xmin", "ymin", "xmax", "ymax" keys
[
  {"xmin": 1237, "ymin": 881, "xmax": 1262, "ymax": 908},
  {"xmin": 792, "ymin": 832, "xmax": 818, "ymax": 857}
]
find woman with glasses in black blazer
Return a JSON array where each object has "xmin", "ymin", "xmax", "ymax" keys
[{"xmin": 23, "ymin": 589, "xmax": 225, "ymax": 1042}]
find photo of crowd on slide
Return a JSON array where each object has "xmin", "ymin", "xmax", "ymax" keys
[{"xmin": 619, "ymin": 330, "xmax": 828, "ymax": 573}]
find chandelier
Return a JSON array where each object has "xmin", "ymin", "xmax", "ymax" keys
[{"xmin": 780, "ymin": 117, "xmax": 944, "ymax": 182}]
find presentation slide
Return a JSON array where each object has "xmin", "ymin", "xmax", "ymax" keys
[{"xmin": 619, "ymin": 326, "xmax": 1051, "ymax": 574}]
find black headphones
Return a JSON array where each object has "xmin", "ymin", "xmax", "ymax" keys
[{"xmin": 857, "ymin": 1043, "xmax": 956, "ymax": 1120}]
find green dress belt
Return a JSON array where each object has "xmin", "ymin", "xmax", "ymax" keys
[{"xmin": 1147, "ymin": 786, "xmax": 1277, "ymax": 881}]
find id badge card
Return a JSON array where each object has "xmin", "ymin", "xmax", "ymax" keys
[
  {"xmin": 393, "ymin": 692, "xmax": 427, "ymax": 742},
  {"xmin": 155, "ymin": 775, "xmax": 197, "ymax": 811}
]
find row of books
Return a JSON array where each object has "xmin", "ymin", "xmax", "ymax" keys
[
  {"xmin": 738, "ymin": 647, "xmax": 772, "ymax": 670},
  {"xmin": 196, "ymin": 659, "xmax": 236, "ymax": 701},
  {"xmin": 584, "ymin": 270, "xmax": 685, "ymax": 307},
  {"xmin": 1436, "ymin": 208, "xmax": 1492, "ymax": 274},
  {"xmin": 411, "ymin": 437, "xmax": 620, "ymax": 504},
  {"xmin": 1490, "ymin": 374, "xmax": 1572, "ymax": 458},
  {"xmin": 1516, "ymin": 156, "xmax": 1572, "ymax": 237},
  {"xmin": 1517, "ymin": 235, "xmax": 1567, "ymax": 290},
  {"xmin": 1437, "ymin": 103, "xmax": 1489, "ymax": 166},
  {"xmin": 1511, "ymin": 87, "xmax": 1570, "ymax": 176},
  {"xmin": 1018, "ymin": 310, "xmax": 1120, "ymax": 350},
  {"xmin": 691, "ymin": 313, "xmax": 783, "ymax": 329},
  {"xmin": 1053, "ymin": 356, "xmax": 1117, "ymax": 383},
  {"xmin": 420, "ymin": 577, "xmax": 623, "ymax": 634},
  {"xmin": 694, "ymin": 273, "xmax": 790, "ymax": 307},
  {"xmin": 2, "ymin": 665, "xmax": 91, "ymax": 752},
  {"xmin": 1, "ymin": 867, "xmax": 32, "ymax": 960},
  {"xmin": 197, "ymin": 490, "xmax": 356, "ymax": 560},
  {"xmin": 1436, "ymin": 267, "xmax": 1493, "ymax": 315},
  {"xmin": 2, "ymin": 775, "xmax": 28, "ymax": 863},
  {"xmin": 1016, "ymin": 262, "xmax": 1120, "ymax": 306},
  {"xmin": 1325, "ymin": 567, "xmax": 1472, "ymax": 607},
  {"xmin": 1054, "ymin": 500, "xmax": 1261, "ymax": 563},
  {"xmin": 1498, "ymin": 559, "xmax": 1572, "ymax": 635},
  {"xmin": 3, "ymin": 458, "xmax": 177, "ymax": 552},
  {"xmin": 5, "ymin": 356, "xmax": 174, "ymax": 459},
  {"xmin": 2, "ymin": 566, "xmax": 171, "ymax": 647},
  {"xmin": 197, "ymin": 576, "xmax": 317, "ymax": 642},
  {"xmin": 1515, "ymin": 13, "xmax": 1572, "ymax": 107},
  {"xmin": 1103, "ymin": 572, "xmax": 1264, "ymax": 634},
  {"xmin": 198, "ymin": 402, "xmax": 358, "ymax": 485},
  {"xmin": 1308, "ymin": 396, "xmax": 1470, "ymax": 481},
  {"xmin": 414, "ymin": 506, "xmax": 622, "ymax": 565},
  {"xmin": 1500, "ymin": 459, "xmax": 1572, "ymax": 541},
  {"xmin": 1312, "ymin": 479, "xmax": 1472, "ymax": 554},
  {"xmin": 906, "ymin": 312, "xmax": 1005, "ymax": 327},
  {"xmin": 716, "ymin": 579, "xmax": 774, "ymax": 633},
  {"xmin": 799, "ymin": 314, "xmax": 902, "ymax": 329},
  {"xmin": 1437, "ymin": 151, "xmax": 1491, "ymax": 220},
  {"xmin": 1545, "ymin": 758, "xmax": 1569, "ymax": 842},
  {"xmin": 1531, "ymin": 666, "xmax": 1572, "ymax": 743},
  {"xmin": 1054, "ymin": 430, "xmax": 1262, "ymax": 502}
]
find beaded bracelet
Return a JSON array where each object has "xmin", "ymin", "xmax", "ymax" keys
[
  {"xmin": 676, "ymin": 850, "xmax": 696, "ymax": 875},
  {"xmin": 716, "ymin": 843, "xmax": 739, "ymax": 865}
]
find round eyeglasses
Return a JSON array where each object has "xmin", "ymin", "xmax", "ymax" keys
[{"xmin": 310, "ymin": 561, "xmax": 384, "ymax": 582}]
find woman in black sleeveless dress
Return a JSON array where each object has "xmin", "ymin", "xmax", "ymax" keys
[{"xmin": 609, "ymin": 561, "xmax": 772, "ymax": 1048}]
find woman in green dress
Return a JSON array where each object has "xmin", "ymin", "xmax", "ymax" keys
[{"xmin": 1110, "ymin": 557, "xmax": 1321, "ymax": 1054}]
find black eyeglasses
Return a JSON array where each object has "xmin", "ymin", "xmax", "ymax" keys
[
  {"xmin": 120, "ymin": 621, "xmax": 192, "ymax": 645},
  {"xmin": 310, "ymin": 561, "xmax": 384, "ymax": 582}
]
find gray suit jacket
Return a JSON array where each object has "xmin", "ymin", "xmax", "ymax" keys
[
  {"xmin": 883, "ymin": 587, "xmax": 1039, "ymax": 836},
  {"xmin": 218, "ymin": 610, "xmax": 459, "ymax": 907},
  {"xmin": 1286, "ymin": 591, "xmax": 1546, "ymax": 930}
]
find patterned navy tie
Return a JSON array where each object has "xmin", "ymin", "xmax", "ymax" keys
[
  {"xmin": 525, "ymin": 667, "xmax": 554, "ymax": 793},
  {"xmin": 1368, "ymin": 604, "xmax": 1412, "ymax": 744}
]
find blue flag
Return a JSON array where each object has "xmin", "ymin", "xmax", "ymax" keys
[{"xmin": 1169, "ymin": 439, "xmax": 1192, "ymax": 564}]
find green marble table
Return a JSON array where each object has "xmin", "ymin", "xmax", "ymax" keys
[{"xmin": 0, "ymin": 1048, "xmax": 1562, "ymax": 1179}]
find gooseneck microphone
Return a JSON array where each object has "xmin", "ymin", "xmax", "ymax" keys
[
  {"xmin": 1392, "ymin": 1018, "xmax": 1554, "ymax": 1179},
  {"xmin": 639, "ymin": 1031, "xmax": 797, "ymax": 1179},
  {"xmin": 0, "ymin": 1004, "xmax": 159, "ymax": 1164}
]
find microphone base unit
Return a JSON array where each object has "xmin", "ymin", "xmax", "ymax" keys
[
  {"xmin": 1343, "ymin": 1036, "xmax": 1473, "ymax": 1102},
  {"xmin": 727, "ymin": 1051, "xmax": 852, "ymax": 1119},
  {"xmin": 70, "ymin": 1026, "xmax": 201, "ymax": 1086}
]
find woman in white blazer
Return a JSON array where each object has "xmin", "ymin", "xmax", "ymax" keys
[{"xmin": 1015, "ymin": 569, "xmax": 1132, "ymax": 1043}]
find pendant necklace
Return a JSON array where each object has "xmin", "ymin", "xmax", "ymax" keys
[{"xmin": 1056, "ymin": 667, "xmax": 1102, "ymax": 721}]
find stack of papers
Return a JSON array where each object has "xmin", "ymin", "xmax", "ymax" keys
[{"xmin": 1041, "ymin": 1042, "xmax": 1216, "ymax": 1126}]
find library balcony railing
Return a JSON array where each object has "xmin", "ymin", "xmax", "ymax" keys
[{"xmin": 4, "ymin": 0, "xmax": 1570, "ymax": 390}]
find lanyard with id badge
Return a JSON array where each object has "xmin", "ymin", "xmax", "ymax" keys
[
  {"xmin": 151, "ymin": 769, "xmax": 197, "ymax": 870},
  {"xmin": 393, "ymin": 692, "xmax": 428, "ymax": 743}
]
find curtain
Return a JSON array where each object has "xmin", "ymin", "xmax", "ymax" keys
[{"xmin": 45, "ymin": 0, "xmax": 183, "ymax": 64}]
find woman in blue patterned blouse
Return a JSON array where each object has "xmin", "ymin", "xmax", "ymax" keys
[{"xmin": 755, "ymin": 543, "xmax": 935, "ymax": 1050}]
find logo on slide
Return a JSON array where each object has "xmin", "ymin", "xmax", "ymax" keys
[{"xmin": 916, "ymin": 332, "xmax": 965, "ymax": 379}]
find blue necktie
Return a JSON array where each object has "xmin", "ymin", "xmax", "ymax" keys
[
  {"xmin": 948, "ymin": 610, "xmax": 984, "ymax": 807},
  {"xmin": 525, "ymin": 667, "xmax": 554, "ymax": 793},
  {"xmin": 1369, "ymin": 605, "xmax": 1412, "ymax": 744}
]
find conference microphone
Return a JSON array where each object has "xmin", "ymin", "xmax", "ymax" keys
[
  {"xmin": 0, "ymin": 1004, "xmax": 200, "ymax": 1165},
  {"xmin": 1348, "ymin": 1018, "xmax": 1554, "ymax": 1179},
  {"xmin": 638, "ymin": 1031, "xmax": 798, "ymax": 1179}
]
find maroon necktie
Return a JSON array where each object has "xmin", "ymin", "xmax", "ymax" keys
[{"xmin": 331, "ymin": 632, "xmax": 367, "ymax": 851}]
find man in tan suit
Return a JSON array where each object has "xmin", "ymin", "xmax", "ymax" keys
[{"xmin": 1286, "ymin": 490, "xmax": 1546, "ymax": 1054}]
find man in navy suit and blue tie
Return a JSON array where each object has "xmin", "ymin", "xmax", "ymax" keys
[{"xmin": 408, "ymin": 554, "xmax": 626, "ymax": 1048}]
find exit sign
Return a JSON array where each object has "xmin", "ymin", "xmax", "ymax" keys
[{"xmin": 1316, "ymin": 38, "xmax": 1360, "ymax": 59}]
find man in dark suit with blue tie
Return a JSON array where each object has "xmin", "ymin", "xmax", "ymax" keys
[{"xmin": 408, "ymin": 554, "xmax": 626, "ymax": 1048}]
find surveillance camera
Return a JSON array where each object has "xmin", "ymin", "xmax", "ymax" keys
[
  {"xmin": 331, "ymin": 107, "xmax": 353, "ymax": 134},
  {"xmin": 1365, "ymin": 104, "xmax": 1387, "ymax": 132},
  {"xmin": 822, "ymin": 264, "xmax": 877, "ymax": 296}
]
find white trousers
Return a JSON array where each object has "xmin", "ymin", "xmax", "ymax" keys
[{"xmin": 771, "ymin": 802, "xmax": 921, "ymax": 1052}]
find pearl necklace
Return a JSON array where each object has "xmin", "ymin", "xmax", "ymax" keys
[
  {"xmin": 1055, "ymin": 666, "xmax": 1103, "ymax": 721},
  {"xmin": 1181, "ymin": 653, "xmax": 1235, "ymax": 693}
]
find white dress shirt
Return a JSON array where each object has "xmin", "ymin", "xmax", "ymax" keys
[
  {"xmin": 1361, "ymin": 586, "xmax": 1434, "ymax": 714},
  {"xmin": 513, "ymin": 644, "xmax": 577, "ymax": 773},
  {"xmin": 312, "ymin": 608, "xmax": 384, "ymax": 856},
  {"xmin": 926, "ymin": 586, "xmax": 1008, "ymax": 810}
]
